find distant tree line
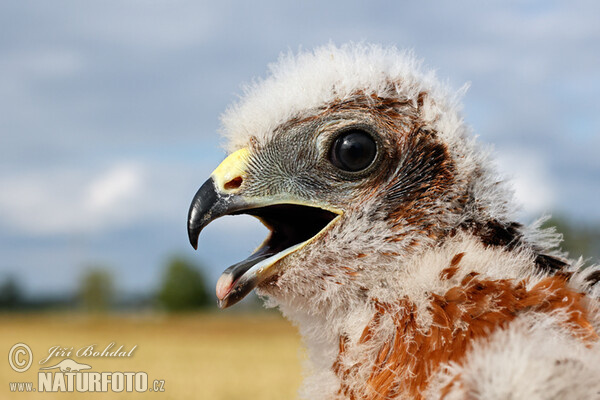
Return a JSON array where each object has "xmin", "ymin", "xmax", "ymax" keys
[
  {"xmin": 0, "ymin": 256, "xmax": 213, "ymax": 312},
  {"xmin": 156, "ymin": 256, "xmax": 211, "ymax": 311},
  {"xmin": 76, "ymin": 257, "xmax": 213, "ymax": 312}
]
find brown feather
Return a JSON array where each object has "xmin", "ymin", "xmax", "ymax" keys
[{"xmin": 334, "ymin": 274, "xmax": 598, "ymax": 399}]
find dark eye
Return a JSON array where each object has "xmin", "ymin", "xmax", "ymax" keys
[{"xmin": 329, "ymin": 130, "xmax": 377, "ymax": 172}]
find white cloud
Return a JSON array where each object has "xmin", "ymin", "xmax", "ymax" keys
[
  {"xmin": 85, "ymin": 164, "xmax": 141, "ymax": 211},
  {"xmin": 0, "ymin": 162, "xmax": 149, "ymax": 235},
  {"xmin": 495, "ymin": 148, "xmax": 556, "ymax": 217},
  {"xmin": 0, "ymin": 156, "xmax": 235, "ymax": 236}
]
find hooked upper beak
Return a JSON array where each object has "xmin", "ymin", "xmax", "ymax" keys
[
  {"xmin": 187, "ymin": 148, "xmax": 250, "ymax": 250},
  {"xmin": 187, "ymin": 148, "xmax": 341, "ymax": 308},
  {"xmin": 187, "ymin": 177, "xmax": 244, "ymax": 250}
]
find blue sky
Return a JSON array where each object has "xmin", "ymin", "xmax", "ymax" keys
[{"xmin": 1, "ymin": 1, "xmax": 599, "ymax": 297}]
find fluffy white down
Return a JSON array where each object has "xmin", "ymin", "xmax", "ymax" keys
[
  {"xmin": 266, "ymin": 230, "xmax": 600, "ymax": 400},
  {"xmin": 427, "ymin": 312, "xmax": 600, "ymax": 400},
  {"xmin": 223, "ymin": 43, "xmax": 450, "ymax": 152}
]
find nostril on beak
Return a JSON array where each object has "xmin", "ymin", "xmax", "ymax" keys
[{"xmin": 224, "ymin": 176, "xmax": 243, "ymax": 190}]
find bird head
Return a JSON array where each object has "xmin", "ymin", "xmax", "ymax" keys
[{"xmin": 188, "ymin": 44, "xmax": 512, "ymax": 310}]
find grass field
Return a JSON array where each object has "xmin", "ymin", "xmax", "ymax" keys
[{"xmin": 0, "ymin": 312, "xmax": 303, "ymax": 399}]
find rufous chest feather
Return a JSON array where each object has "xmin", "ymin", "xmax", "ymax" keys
[{"xmin": 332, "ymin": 272, "xmax": 598, "ymax": 400}]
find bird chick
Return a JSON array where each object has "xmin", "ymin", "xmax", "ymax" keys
[{"xmin": 188, "ymin": 43, "xmax": 600, "ymax": 400}]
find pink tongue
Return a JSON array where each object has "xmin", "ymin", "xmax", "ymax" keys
[{"xmin": 215, "ymin": 274, "xmax": 234, "ymax": 300}]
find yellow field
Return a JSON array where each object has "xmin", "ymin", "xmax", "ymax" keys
[{"xmin": 0, "ymin": 312, "xmax": 303, "ymax": 400}]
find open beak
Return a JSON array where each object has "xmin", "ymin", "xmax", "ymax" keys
[{"xmin": 187, "ymin": 148, "xmax": 342, "ymax": 308}]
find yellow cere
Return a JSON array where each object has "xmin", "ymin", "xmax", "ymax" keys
[{"xmin": 211, "ymin": 147, "xmax": 250, "ymax": 193}]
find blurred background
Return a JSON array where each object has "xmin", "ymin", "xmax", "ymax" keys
[{"xmin": 0, "ymin": 1, "xmax": 599, "ymax": 399}]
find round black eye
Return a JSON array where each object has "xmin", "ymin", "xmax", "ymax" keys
[{"xmin": 329, "ymin": 130, "xmax": 377, "ymax": 172}]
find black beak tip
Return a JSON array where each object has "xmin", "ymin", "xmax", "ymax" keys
[
  {"xmin": 187, "ymin": 178, "xmax": 220, "ymax": 251},
  {"xmin": 187, "ymin": 214, "xmax": 200, "ymax": 250},
  {"xmin": 189, "ymin": 234, "xmax": 199, "ymax": 250}
]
